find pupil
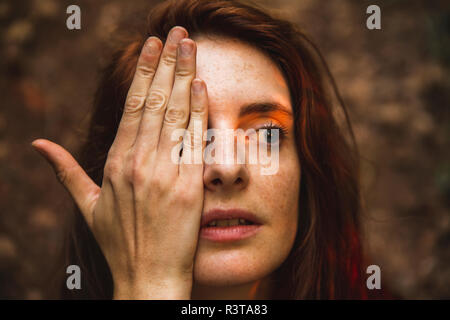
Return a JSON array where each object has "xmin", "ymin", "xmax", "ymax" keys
[{"xmin": 264, "ymin": 128, "xmax": 278, "ymax": 144}]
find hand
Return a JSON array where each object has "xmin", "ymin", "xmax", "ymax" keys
[{"xmin": 31, "ymin": 26, "xmax": 208, "ymax": 299}]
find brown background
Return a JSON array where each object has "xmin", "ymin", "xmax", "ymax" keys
[{"xmin": 0, "ymin": 0, "xmax": 449, "ymax": 299}]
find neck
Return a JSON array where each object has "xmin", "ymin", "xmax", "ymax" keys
[{"xmin": 191, "ymin": 276, "xmax": 273, "ymax": 300}]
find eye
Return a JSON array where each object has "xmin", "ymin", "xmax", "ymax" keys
[
  {"xmin": 260, "ymin": 128, "xmax": 279, "ymax": 145},
  {"xmin": 257, "ymin": 121, "xmax": 288, "ymax": 146}
]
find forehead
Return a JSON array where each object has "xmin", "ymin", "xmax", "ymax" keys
[{"xmin": 193, "ymin": 36, "xmax": 292, "ymax": 118}]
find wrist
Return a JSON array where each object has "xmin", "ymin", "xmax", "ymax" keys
[{"xmin": 113, "ymin": 277, "xmax": 192, "ymax": 300}]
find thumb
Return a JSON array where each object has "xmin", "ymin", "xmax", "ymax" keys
[{"xmin": 31, "ymin": 138, "xmax": 99, "ymax": 226}]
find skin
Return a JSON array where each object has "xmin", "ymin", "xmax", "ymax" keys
[
  {"xmin": 31, "ymin": 26, "xmax": 300, "ymax": 299},
  {"xmin": 191, "ymin": 35, "xmax": 300, "ymax": 299}
]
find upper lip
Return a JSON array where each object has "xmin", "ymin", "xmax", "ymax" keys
[{"xmin": 201, "ymin": 208, "xmax": 262, "ymax": 227}]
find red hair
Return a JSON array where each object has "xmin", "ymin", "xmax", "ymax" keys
[{"xmin": 59, "ymin": 0, "xmax": 368, "ymax": 299}]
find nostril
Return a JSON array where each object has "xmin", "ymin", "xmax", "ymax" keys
[
  {"xmin": 235, "ymin": 177, "xmax": 243, "ymax": 185},
  {"xmin": 212, "ymin": 178, "xmax": 222, "ymax": 186}
]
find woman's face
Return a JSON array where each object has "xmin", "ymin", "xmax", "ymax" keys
[{"xmin": 192, "ymin": 35, "xmax": 301, "ymax": 286}]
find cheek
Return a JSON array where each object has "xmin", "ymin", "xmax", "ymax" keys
[
  {"xmin": 248, "ymin": 144, "xmax": 301, "ymax": 263},
  {"xmin": 193, "ymin": 144, "xmax": 301, "ymax": 286},
  {"xmin": 254, "ymin": 145, "xmax": 301, "ymax": 232}
]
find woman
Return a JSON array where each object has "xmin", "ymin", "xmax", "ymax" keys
[{"xmin": 32, "ymin": 0, "xmax": 368, "ymax": 299}]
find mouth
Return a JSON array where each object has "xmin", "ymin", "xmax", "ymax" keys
[
  {"xmin": 203, "ymin": 218, "xmax": 256, "ymax": 227},
  {"xmin": 200, "ymin": 208, "xmax": 262, "ymax": 242}
]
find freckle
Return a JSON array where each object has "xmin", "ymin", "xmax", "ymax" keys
[{"xmin": 243, "ymin": 62, "xmax": 254, "ymax": 71}]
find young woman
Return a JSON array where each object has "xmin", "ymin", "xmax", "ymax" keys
[{"xmin": 32, "ymin": 0, "xmax": 369, "ymax": 299}]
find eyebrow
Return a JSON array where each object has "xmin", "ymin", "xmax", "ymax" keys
[{"xmin": 238, "ymin": 101, "xmax": 292, "ymax": 118}]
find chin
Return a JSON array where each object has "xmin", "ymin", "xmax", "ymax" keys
[{"xmin": 192, "ymin": 245, "xmax": 281, "ymax": 287}]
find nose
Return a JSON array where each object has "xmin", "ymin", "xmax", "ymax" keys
[
  {"xmin": 203, "ymin": 121, "xmax": 250, "ymax": 192},
  {"xmin": 203, "ymin": 162, "xmax": 249, "ymax": 192}
]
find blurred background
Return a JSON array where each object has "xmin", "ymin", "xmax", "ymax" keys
[{"xmin": 0, "ymin": 0, "xmax": 449, "ymax": 299}]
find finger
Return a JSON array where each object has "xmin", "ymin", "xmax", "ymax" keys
[
  {"xmin": 156, "ymin": 38, "xmax": 197, "ymax": 170},
  {"xmin": 31, "ymin": 139, "xmax": 100, "ymax": 226},
  {"xmin": 132, "ymin": 26, "xmax": 188, "ymax": 159},
  {"xmin": 180, "ymin": 79, "xmax": 208, "ymax": 178},
  {"xmin": 110, "ymin": 36, "xmax": 162, "ymax": 154}
]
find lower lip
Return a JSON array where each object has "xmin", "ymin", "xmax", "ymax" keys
[{"xmin": 200, "ymin": 224, "xmax": 262, "ymax": 242}]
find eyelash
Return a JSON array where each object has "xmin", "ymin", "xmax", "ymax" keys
[{"xmin": 258, "ymin": 121, "xmax": 288, "ymax": 144}]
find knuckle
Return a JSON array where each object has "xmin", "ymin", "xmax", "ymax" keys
[
  {"xmin": 175, "ymin": 68, "xmax": 193, "ymax": 79},
  {"xmin": 107, "ymin": 147, "xmax": 118, "ymax": 160},
  {"xmin": 161, "ymin": 52, "xmax": 177, "ymax": 66},
  {"xmin": 125, "ymin": 156, "xmax": 147, "ymax": 186},
  {"xmin": 131, "ymin": 167, "xmax": 146, "ymax": 187},
  {"xmin": 164, "ymin": 106, "xmax": 186, "ymax": 124},
  {"xmin": 191, "ymin": 132, "xmax": 203, "ymax": 148},
  {"xmin": 136, "ymin": 65, "xmax": 156, "ymax": 79},
  {"xmin": 145, "ymin": 89, "xmax": 167, "ymax": 114},
  {"xmin": 56, "ymin": 169, "xmax": 68, "ymax": 185},
  {"xmin": 185, "ymin": 179, "xmax": 203, "ymax": 197},
  {"xmin": 57, "ymin": 166, "xmax": 81, "ymax": 187},
  {"xmin": 191, "ymin": 103, "xmax": 205, "ymax": 114},
  {"xmin": 124, "ymin": 95, "xmax": 145, "ymax": 114},
  {"xmin": 183, "ymin": 131, "xmax": 201, "ymax": 150},
  {"xmin": 104, "ymin": 158, "xmax": 122, "ymax": 180},
  {"xmin": 149, "ymin": 175, "xmax": 167, "ymax": 194},
  {"xmin": 176, "ymin": 189, "xmax": 195, "ymax": 206}
]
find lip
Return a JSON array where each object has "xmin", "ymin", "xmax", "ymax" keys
[
  {"xmin": 200, "ymin": 208, "xmax": 263, "ymax": 242},
  {"xmin": 201, "ymin": 208, "xmax": 262, "ymax": 227}
]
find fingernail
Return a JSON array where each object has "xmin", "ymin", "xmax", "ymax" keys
[
  {"xmin": 31, "ymin": 139, "xmax": 42, "ymax": 150},
  {"xmin": 169, "ymin": 27, "xmax": 187, "ymax": 43},
  {"xmin": 31, "ymin": 143, "xmax": 46, "ymax": 158},
  {"xmin": 146, "ymin": 38, "xmax": 161, "ymax": 55},
  {"xmin": 192, "ymin": 79, "xmax": 203, "ymax": 94},
  {"xmin": 180, "ymin": 40, "xmax": 193, "ymax": 57}
]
